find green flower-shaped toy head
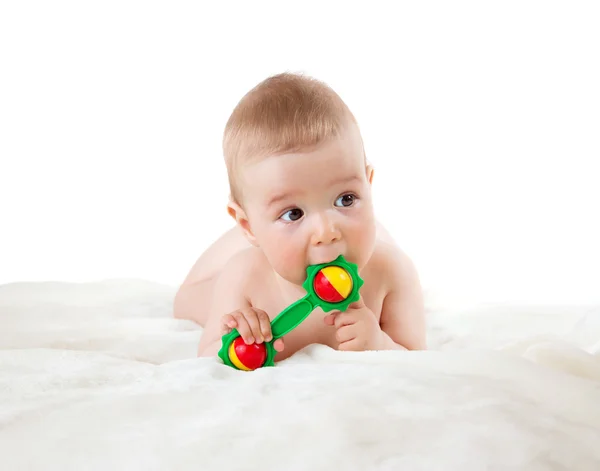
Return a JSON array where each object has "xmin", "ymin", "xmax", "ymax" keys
[{"xmin": 302, "ymin": 254, "xmax": 363, "ymax": 312}]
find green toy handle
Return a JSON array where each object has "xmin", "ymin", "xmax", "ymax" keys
[
  {"xmin": 270, "ymin": 297, "xmax": 314, "ymax": 339},
  {"xmin": 218, "ymin": 255, "xmax": 363, "ymax": 370}
]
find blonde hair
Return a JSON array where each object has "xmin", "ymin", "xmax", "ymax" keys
[{"xmin": 223, "ymin": 72, "xmax": 360, "ymax": 203}]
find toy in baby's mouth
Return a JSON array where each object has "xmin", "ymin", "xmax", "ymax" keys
[{"xmin": 218, "ymin": 255, "xmax": 364, "ymax": 370}]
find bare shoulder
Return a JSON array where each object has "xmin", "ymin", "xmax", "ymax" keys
[
  {"xmin": 181, "ymin": 226, "xmax": 252, "ymax": 286},
  {"xmin": 217, "ymin": 245, "xmax": 269, "ymax": 288},
  {"xmin": 366, "ymin": 236, "xmax": 419, "ymax": 292}
]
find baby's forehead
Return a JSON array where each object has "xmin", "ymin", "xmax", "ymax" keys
[
  {"xmin": 232, "ymin": 124, "xmax": 366, "ymax": 201},
  {"xmin": 239, "ymin": 146, "xmax": 365, "ymax": 201},
  {"xmin": 246, "ymin": 127, "xmax": 363, "ymax": 171}
]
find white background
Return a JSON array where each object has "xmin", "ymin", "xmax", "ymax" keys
[{"xmin": 1, "ymin": 1, "xmax": 599, "ymax": 305}]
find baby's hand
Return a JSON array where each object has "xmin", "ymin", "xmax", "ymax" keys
[
  {"xmin": 323, "ymin": 297, "xmax": 382, "ymax": 351},
  {"xmin": 221, "ymin": 308, "xmax": 284, "ymax": 352}
]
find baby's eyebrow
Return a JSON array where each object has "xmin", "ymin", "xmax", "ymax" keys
[
  {"xmin": 332, "ymin": 175, "xmax": 362, "ymax": 185},
  {"xmin": 266, "ymin": 175, "xmax": 362, "ymax": 208},
  {"xmin": 267, "ymin": 192, "xmax": 293, "ymax": 208}
]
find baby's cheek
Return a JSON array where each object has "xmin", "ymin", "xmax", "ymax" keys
[
  {"xmin": 269, "ymin": 236, "xmax": 306, "ymax": 283},
  {"xmin": 350, "ymin": 216, "xmax": 377, "ymax": 268}
]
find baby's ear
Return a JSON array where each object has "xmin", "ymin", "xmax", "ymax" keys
[
  {"xmin": 227, "ymin": 198, "xmax": 259, "ymax": 246},
  {"xmin": 366, "ymin": 164, "xmax": 374, "ymax": 184}
]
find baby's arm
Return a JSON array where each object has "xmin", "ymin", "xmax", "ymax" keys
[
  {"xmin": 379, "ymin": 248, "xmax": 427, "ymax": 350},
  {"xmin": 197, "ymin": 252, "xmax": 253, "ymax": 356},
  {"xmin": 196, "ymin": 250, "xmax": 284, "ymax": 357}
]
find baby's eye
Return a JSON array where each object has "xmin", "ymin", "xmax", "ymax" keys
[
  {"xmin": 334, "ymin": 194, "xmax": 356, "ymax": 208},
  {"xmin": 280, "ymin": 208, "xmax": 304, "ymax": 222}
]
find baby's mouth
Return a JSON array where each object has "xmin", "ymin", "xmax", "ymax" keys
[{"xmin": 310, "ymin": 254, "xmax": 343, "ymax": 266}]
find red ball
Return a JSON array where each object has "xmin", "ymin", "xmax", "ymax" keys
[
  {"xmin": 313, "ymin": 266, "xmax": 352, "ymax": 303},
  {"xmin": 229, "ymin": 336, "xmax": 267, "ymax": 371}
]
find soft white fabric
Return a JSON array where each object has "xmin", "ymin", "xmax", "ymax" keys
[{"xmin": 1, "ymin": 280, "xmax": 599, "ymax": 470}]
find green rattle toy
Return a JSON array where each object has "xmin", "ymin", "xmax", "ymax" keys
[{"xmin": 218, "ymin": 255, "xmax": 364, "ymax": 370}]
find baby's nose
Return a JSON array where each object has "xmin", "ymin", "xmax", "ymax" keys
[{"xmin": 311, "ymin": 214, "xmax": 342, "ymax": 245}]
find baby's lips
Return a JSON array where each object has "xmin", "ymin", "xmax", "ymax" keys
[
  {"xmin": 310, "ymin": 255, "xmax": 341, "ymax": 266},
  {"xmin": 309, "ymin": 254, "xmax": 351, "ymax": 269}
]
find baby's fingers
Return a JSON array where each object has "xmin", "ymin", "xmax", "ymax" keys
[
  {"xmin": 323, "ymin": 310, "xmax": 341, "ymax": 326},
  {"xmin": 241, "ymin": 308, "xmax": 266, "ymax": 344},
  {"xmin": 232, "ymin": 311, "xmax": 254, "ymax": 344},
  {"xmin": 273, "ymin": 338, "xmax": 285, "ymax": 352},
  {"xmin": 254, "ymin": 309, "xmax": 273, "ymax": 342},
  {"xmin": 221, "ymin": 314, "xmax": 237, "ymax": 334}
]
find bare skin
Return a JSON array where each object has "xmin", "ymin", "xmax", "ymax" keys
[
  {"xmin": 174, "ymin": 126, "xmax": 426, "ymax": 360},
  {"xmin": 175, "ymin": 224, "xmax": 423, "ymax": 361}
]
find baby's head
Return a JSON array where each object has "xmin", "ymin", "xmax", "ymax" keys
[{"xmin": 223, "ymin": 73, "xmax": 377, "ymax": 285}]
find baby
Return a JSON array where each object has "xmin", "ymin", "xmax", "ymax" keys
[{"xmin": 174, "ymin": 73, "xmax": 426, "ymax": 360}]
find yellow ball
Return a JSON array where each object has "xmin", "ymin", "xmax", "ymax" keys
[{"xmin": 314, "ymin": 265, "xmax": 353, "ymax": 302}]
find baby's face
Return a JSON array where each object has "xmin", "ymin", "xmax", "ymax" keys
[{"xmin": 239, "ymin": 127, "xmax": 377, "ymax": 285}]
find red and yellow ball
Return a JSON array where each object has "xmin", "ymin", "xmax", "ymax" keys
[
  {"xmin": 313, "ymin": 265, "xmax": 353, "ymax": 303},
  {"xmin": 228, "ymin": 336, "xmax": 267, "ymax": 371}
]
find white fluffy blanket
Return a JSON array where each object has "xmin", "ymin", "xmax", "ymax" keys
[{"xmin": 1, "ymin": 280, "xmax": 599, "ymax": 470}]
